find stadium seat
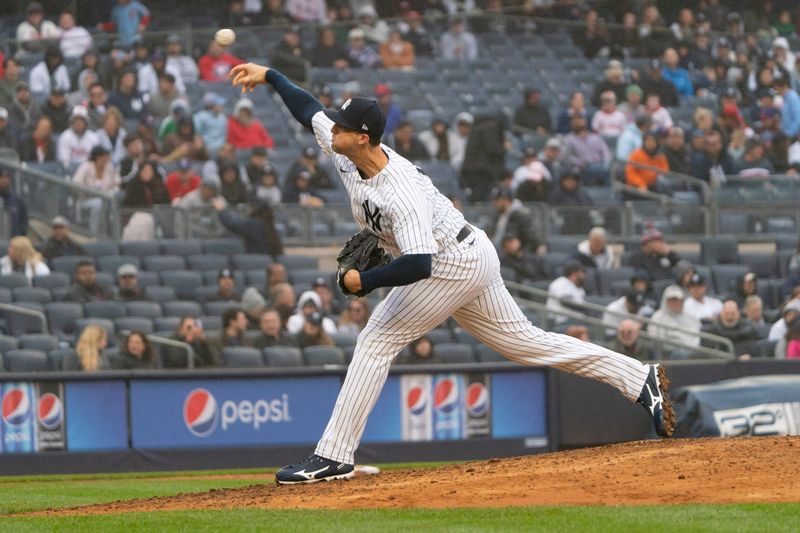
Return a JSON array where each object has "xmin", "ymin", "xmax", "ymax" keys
[
  {"xmin": 12, "ymin": 286, "xmax": 52, "ymax": 304},
  {"xmin": 546, "ymin": 235, "xmax": 581, "ymax": 253},
  {"xmin": 303, "ymin": 346, "xmax": 345, "ymax": 366},
  {"xmin": 19, "ymin": 334, "xmax": 59, "ymax": 353},
  {"xmin": 4, "ymin": 349, "xmax": 48, "ymax": 372},
  {"xmin": 277, "ymin": 255, "xmax": 319, "ymax": 270},
  {"xmin": 598, "ymin": 267, "xmax": 635, "ymax": 296},
  {"xmin": 434, "ymin": 343, "xmax": 476, "ymax": 364},
  {"xmin": 221, "ymin": 347, "xmax": 264, "ymax": 368},
  {"xmin": 97, "ymin": 255, "xmax": 141, "ymax": 273},
  {"xmin": 245, "ymin": 269, "xmax": 266, "ymax": 288},
  {"xmin": 120, "ymin": 241, "xmax": 161, "ymax": 258},
  {"xmin": 45, "ymin": 302, "xmax": 84, "ymax": 341},
  {"xmin": 453, "ymin": 329, "xmax": 479, "ymax": 345},
  {"xmin": 263, "ymin": 346, "xmax": 303, "ymax": 367},
  {"xmin": 125, "ymin": 301, "xmax": 163, "ymax": 319},
  {"xmin": 775, "ymin": 235, "xmax": 797, "ymax": 250},
  {"xmin": 159, "ymin": 239, "xmax": 202, "ymax": 257},
  {"xmin": 50, "ymin": 255, "xmax": 87, "ymax": 275},
  {"xmin": 0, "ymin": 287, "xmax": 12, "ymax": 303},
  {"xmin": 0, "ymin": 335, "xmax": 19, "ymax": 355},
  {"xmin": 0, "ymin": 273, "xmax": 31, "ymax": 290},
  {"xmin": 84, "ymin": 241, "xmax": 120, "ymax": 257},
  {"xmin": 115, "ymin": 316, "xmax": 154, "ymax": 335},
  {"xmin": 137, "ymin": 271, "xmax": 161, "ymax": 287},
  {"xmin": 84, "ymin": 300, "xmax": 127, "ymax": 320},
  {"xmin": 330, "ymin": 332, "xmax": 357, "ymax": 347},
  {"xmin": 700, "ymin": 236, "xmax": 738, "ymax": 266},
  {"xmin": 543, "ymin": 252, "xmax": 569, "ymax": 278},
  {"xmin": 143, "ymin": 255, "xmax": 186, "ymax": 272},
  {"xmin": 32, "ymin": 272, "xmax": 70, "ymax": 291},
  {"xmin": 201, "ymin": 269, "xmax": 245, "ymax": 286},
  {"xmin": 475, "ymin": 344, "xmax": 507, "ymax": 363},
  {"xmin": 154, "ymin": 317, "xmax": 181, "ymax": 333},
  {"xmin": 187, "ymin": 254, "xmax": 229, "ymax": 272},
  {"xmin": 75, "ymin": 318, "xmax": 116, "ymax": 346},
  {"xmin": 739, "ymin": 253, "xmax": 778, "ymax": 279},
  {"xmin": 162, "ymin": 300, "xmax": 203, "ymax": 318},
  {"xmin": 289, "ymin": 269, "xmax": 326, "ymax": 285},
  {"xmin": 195, "ymin": 285, "xmax": 224, "ymax": 303},
  {"xmin": 202, "ymin": 238, "xmax": 245, "ymax": 255},
  {"xmin": 197, "ymin": 315, "xmax": 222, "ymax": 332},
  {"xmin": 143, "ymin": 285, "xmax": 177, "ymax": 303},
  {"xmin": 203, "ymin": 300, "xmax": 238, "ymax": 317},
  {"xmin": 426, "ymin": 328, "xmax": 453, "ymax": 345},
  {"xmin": 47, "ymin": 347, "xmax": 74, "ymax": 371},
  {"xmin": 232, "ymin": 254, "xmax": 271, "ymax": 271},
  {"xmin": 160, "ymin": 271, "xmax": 203, "ymax": 300},
  {"xmin": 710, "ymin": 265, "xmax": 749, "ymax": 295}
]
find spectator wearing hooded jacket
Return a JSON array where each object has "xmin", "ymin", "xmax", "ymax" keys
[
  {"xmin": 227, "ymin": 98, "xmax": 274, "ymax": 150},
  {"xmin": 286, "ymin": 290, "xmax": 338, "ymax": 335},
  {"xmin": 29, "ymin": 47, "xmax": 71, "ymax": 96},
  {"xmin": 56, "ymin": 105, "xmax": 99, "ymax": 167},
  {"xmin": 573, "ymin": 227, "xmax": 617, "ymax": 270},
  {"xmin": 513, "ymin": 88, "xmax": 551, "ymax": 135},
  {"xmin": 648, "ymin": 285, "xmax": 701, "ymax": 355},
  {"xmin": 625, "ymin": 131, "xmax": 669, "ymax": 192},
  {"xmin": 193, "ymin": 92, "xmax": 228, "ymax": 155}
]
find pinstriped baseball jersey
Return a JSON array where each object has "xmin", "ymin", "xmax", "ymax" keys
[{"xmin": 312, "ymin": 111, "xmax": 465, "ymax": 259}]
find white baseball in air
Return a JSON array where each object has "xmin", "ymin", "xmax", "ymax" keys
[{"xmin": 215, "ymin": 28, "xmax": 236, "ymax": 46}]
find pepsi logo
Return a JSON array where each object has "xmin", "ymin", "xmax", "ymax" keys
[
  {"xmin": 466, "ymin": 383, "xmax": 489, "ymax": 417},
  {"xmin": 434, "ymin": 378, "xmax": 459, "ymax": 413},
  {"xmin": 183, "ymin": 388, "xmax": 218, "ymax": 437},
  {"xmin": 2, "ymin": 387, "xmax": 31, "ymax": 426},
  {"xmin": 406, "ymin": 386, "xmax": 427, "ymax": 415},
  {"xmin": 37, "ymin": 393, "xmax": 63, "ymax": 429}
]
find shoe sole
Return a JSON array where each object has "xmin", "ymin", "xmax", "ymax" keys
[
  {"xmin": 276, "ymin": 471, "xmax": 355, "ymax": 485},
  {"xmin": 656, "ymin": 365, "xmax": 676, "ymax": 438}
]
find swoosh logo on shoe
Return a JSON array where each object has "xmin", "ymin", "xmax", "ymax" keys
[{"xmin": 294, "ymin": 466, "xmax": 329, "ymax": 479}]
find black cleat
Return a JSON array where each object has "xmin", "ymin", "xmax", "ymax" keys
[
  {"xmin": 637, "ymin": 364, "xmax": 675, "ymax": 438},
  {"xmin": 275, "ymin": 454, "xmax": 354, "ymax": 485}
]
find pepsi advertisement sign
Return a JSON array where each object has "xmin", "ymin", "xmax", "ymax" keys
[
  {"xmin": 362, "ymin": 370, "xmax": 547, "ymax": 443},
  {"xmin": 130, "ymin": 378, "xmax": 341, "ymax": 448}
]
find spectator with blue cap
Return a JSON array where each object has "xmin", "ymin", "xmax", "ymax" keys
[{"xmin": 193, "ymin": 92, "xmax": 228, "ymax": 155}]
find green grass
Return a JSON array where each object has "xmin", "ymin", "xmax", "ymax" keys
[
  {"xmin": 2, "ymin": 505, "xmax": 799, "ymax": 532},
  {"xmin": 0, "ymin": 467, "xmax": 797, "ymax": 532}
]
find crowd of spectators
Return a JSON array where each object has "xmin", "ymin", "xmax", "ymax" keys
[{"xmin": 2, "ymin": 2, "xmax": 800, "ymax": 369}]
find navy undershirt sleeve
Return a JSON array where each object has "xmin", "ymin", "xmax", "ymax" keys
[
  {"xmin": 359, "ymin": 254, "xmax": 432, "ymax": 293},
  {"xmin": 265, "ymin": 69, "xmax": 323, "ymax": 129}
]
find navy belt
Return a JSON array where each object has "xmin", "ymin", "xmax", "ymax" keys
[{"xmin": 456, "ymin": 225, "xmax": 473, "ymax": 243}]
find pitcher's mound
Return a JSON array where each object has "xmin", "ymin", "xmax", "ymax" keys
[{"xmin": 48, "ymin": 436, "xmax": 800, "ymax": 515}]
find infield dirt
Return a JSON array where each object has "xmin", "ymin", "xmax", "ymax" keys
[{"xmin": 33, "ymin": 436, "xmax": 800, "ymax": 514}]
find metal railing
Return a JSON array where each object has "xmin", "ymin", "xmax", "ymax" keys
[
  {"xmin": 0, "ymin": 302, "xmax": 49, "ymax": 336},
  {"xmin": 505, "ymin": 280, "xmax": 736, "ymax": 360}
]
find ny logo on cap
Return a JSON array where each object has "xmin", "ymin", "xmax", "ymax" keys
[
  {"xmin": 342, "ymin": 99, "xmax": 352, "ymax": 110},
  {"xmin": 361, "ymin": 124, "xmax": 368, "ymax": 130}
]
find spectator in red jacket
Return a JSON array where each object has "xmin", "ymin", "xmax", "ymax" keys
[
  {"xmin": 198, "ymin": 41, "xmax": 243, "ymax": 83},
  {"xmin": 165, "ymin": 158, "xmax": 200, "ymax": 204},
  {"xmin": 227, "ymin": 98, "xmax": 274, "ymax": 150}
]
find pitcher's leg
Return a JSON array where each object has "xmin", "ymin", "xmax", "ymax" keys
[
  {"xmin": 314, "ymin": 274, "xmax": 485, "ymax": 464},
  {"xmin": 452, "ymin": 277, "xmax": 649, "ymax": 401}
]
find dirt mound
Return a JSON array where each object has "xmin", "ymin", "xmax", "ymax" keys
[{"xmin": 34, "ymin": 437, "xmax": 800, "ymax": 515}]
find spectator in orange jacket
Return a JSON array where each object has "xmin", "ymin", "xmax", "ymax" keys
[
  {"xmin": 379, "ymin": 30, "xmax": 415, "ymax": 70},
  {"xmin": 198, "ymin": 40, "xmax": 243, "ymax": 83},
  {"xmin": 227, "ymin": 98, "xmax": 274, "ymax": 150},
  {"xmin": 625, "ymin": 131, "xmax": 668, "ymax": 192}
]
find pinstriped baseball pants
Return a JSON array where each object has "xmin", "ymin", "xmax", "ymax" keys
[{"xmin": 315, "ymin": 228, "xmax": 650, "ymax": 464}]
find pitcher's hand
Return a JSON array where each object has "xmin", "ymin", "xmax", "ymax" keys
[{"xmin": 229, "ymin": 63, "xmax": 269, "ymax": 93}]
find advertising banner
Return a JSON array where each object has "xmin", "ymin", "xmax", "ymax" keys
[
  {"xmin": 130, "ymin": 377, "xmax": 341, "ymax": 448},
  {"xmin": 365, "ymin": 370, "xmax": 546, "ymax": 443},
  {"xmin": 65, "ymin": 381, "xmax": 128, "ymax": 451}
]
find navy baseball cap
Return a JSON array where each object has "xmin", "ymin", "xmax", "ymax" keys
[{"xmin": 324, "ymin": 97, "xmax": 386, "ymax": 141}]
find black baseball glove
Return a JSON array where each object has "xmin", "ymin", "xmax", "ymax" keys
[{"xmin": 336, "ymin": 229, "xmax": 390, "ymax": 297}]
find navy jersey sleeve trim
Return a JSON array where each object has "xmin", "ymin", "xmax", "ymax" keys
[
  {"xmin": 359, "ymin": 254, "xmax": 432, "ymax": 293},
  {"xmin": 265, "ymin": 69, "xmax": 323, "ymax": 129}
]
